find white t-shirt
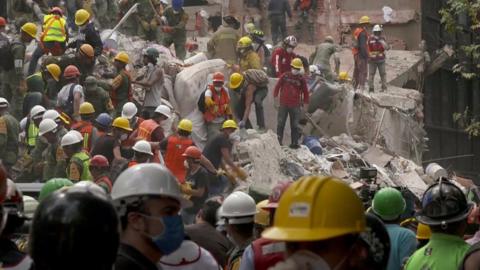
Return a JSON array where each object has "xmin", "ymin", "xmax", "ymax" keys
[{"xmin": 56, "ymin": 83, "xmax": 84, "ymax": 108}]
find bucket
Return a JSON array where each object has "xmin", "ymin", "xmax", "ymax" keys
[
  {"xmin": 302, "ymin": 136, "xmax": 322, "ymax": 155},
  {"xmin": 425, "ymin": 163, "xmax": 447, "ymax": 180}
]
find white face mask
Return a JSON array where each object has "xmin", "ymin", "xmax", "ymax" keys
[
  {"xmin": 214, "ymin": 86, "xmax": 222, "ymax": 91},
  {"xmin": 184, "ymin": 160, "xmax": 189, "ymax": 169},
  {"xmin": 173, "ymin": 10, "xmax": 180, "ymax": 14},
  {"xmin": 120, "ymin": 133, "xmax": 128, "ymax": 141},
  {"xmin": 291, "ymin": 69, "xmax": 300, "ymax": 75},
  {"xmin": 286, "ymin": 47, "xmax": 293, "ymax": 53}
]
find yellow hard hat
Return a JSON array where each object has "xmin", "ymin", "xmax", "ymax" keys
[
  {"xmin": 255, "ymin": 200, "xmax": 271, "ymax": 226},
  {"xmin": 21, "ymin": 22, "xmax": 37, "ymax": 38},
  {"xmin": 359, "ymin": 15, "xmax": 370, "ymax": 24},
  {"xmin": 291, "ymin": 58, "xmax": 303, "ymax": 69},
  {"xmin": 229, "ymin": 73, "xmax": 244, "ymax": 89},
  {"xmin": 79, "ymin": 102, "xmax": 95, "ymax": 115},
  {"xmin": 114, "ymin": 52, "xmax": 130, "ymax": 64},
  {"xmin": 75, "ymin": 9, "xmax": 90, "ymax": 26},
  {"xmin": 237, "ymin": 36, "xmax": 252, "ymax": 48},
  {"xmin": 262, "ymin": 176, "xmax": 366, "ymax": 242},
  {"xmin": 338, "ymin": 71, "xmax": 350, "ymax": 81},
  {"xmin": 46, "ymin": 64, "xmax": 61, "ymax": 82},
  {"xmin": 112, "ymin": 117, "xmax": 132, "ymax": 131},
  {"xmin": 177, "ymin": 119, "xmax": 193, "ymax": 132},
  {"xmin": 222, "ymin": 120, "xmax": 237, "ymax": 130},
  {"xmin": 416, "ymin": 223, "xmax": 432, "ymax": 240}
]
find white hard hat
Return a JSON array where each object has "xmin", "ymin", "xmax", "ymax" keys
[
  {"xmin": 216, "ymin": 206, "xmax": 225, "ymax": 226},
  {"xmin": 38, "ymin": 119, "xmax": 58, "ymax": 136},
  {"xmin": 309, "ymin": 65, "xmax": 319, "ymax": 74},
  {"xmin": 155, "ymin": 104, "xmax": 172, "ymax": 118},
  {"xmin": 30, "ymin": 105, "xmax": 46, "ymax": 119},
  {"xmin": 68, "ymin": 130, "xmax": 84, "ymax": 141},
  {"xmin": 0, "ymin": 97, "xmax": 9, "ymax": 108},
  {"xmin": 20, "ymin": 117, "xmax": 28, "ymax": 132},
  {"xmin": 160, "ymin": 0, "xmax": 168, "ymax": 4},
  {"xmin": 220, "ymin": 191, "xmax": 258, "ymax": 224},
  {"xmin": 133, "ymin": 140, "xmax": 153, "ymax": 155},
  {"xmin": 111, "ymin": 163, "xmax": 192, "ymax": 211},
  {"xmin": 159, "ymin": 240, "xmax": 220, "ymax": 269},
  {"xmin": 121, "ymin": 102, "xmax": 138, "ymax": 120},
  {"xmin": 61, "ymin": 132, "xmax": 82, "ymax": 147},
  {"xmin": 373, "ymin": 24, "xmax": 382, "ymax": 32},
  {"xmin": 23, "ymin": 195, "xmax": 39, "ymax": 219},
  {"xmin": 42, "ymin": 109, "xmax": 61, "ymax": 121}
]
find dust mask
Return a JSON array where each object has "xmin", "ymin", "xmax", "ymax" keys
[
  {"xmin": 292, "ymin": 69, "xmax": 300, "ymax": 75},
  {"xmin": 184, "ymin": 160, "xmax": 189, "ymax": 169},
  {"xmin": 286, "ymin": 47, "xmax": 293, "ymax": 53},
  {"xmin": 120, "ymin": 134, "xmax": 128, "ymax": 141}
]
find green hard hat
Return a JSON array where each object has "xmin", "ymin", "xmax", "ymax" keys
[
  {"xmin": 372, "ymin": 187, "xmax": 406, "ymax": 221},
  {"xmin": 26, "ymin": 73, "xmax": 45, "ymax": 93},
  {"xmin": 39, "ymin": 178, "xmax": 74, "ymax": 201}
]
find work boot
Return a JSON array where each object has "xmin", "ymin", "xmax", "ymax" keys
[{"xmin": 289, "ymin": 143, "xmax": 300, "ymax": 149}]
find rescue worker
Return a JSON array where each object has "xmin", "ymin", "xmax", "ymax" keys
[
  {"xmin": 56, "ymin": 65, "xmax": 84, "ymax": 120},
  {"xmin": 203, "ymin": 72, "xmax": 233, "ymax": 140},
  {"xmin": 262, "ymin": 176, "xmax": 367, "ymax": 269},
  {"xmin": 239, "ymin": 181, "xmax": 292, "ymax": 270},
  {"xmin": 121, "ymin": 102, "xmax": 144, "ymax": 131},
  {"xmin": 70, "ymin": 9, "xmax": 103, "ymax": 57},
  {"xmin": 293, "ymin": 0, "xmax": 316, "ymax": 43},
  {"xmin": 91, "ymin": 117, "xmax": 132, "ymax": 163},
  {"xmin": 237, "ymin": 36, "xmax": 262, "ymax": 71},
  {"xmin": 220, "ymin": 191, "xmax": 257, "ymax": 270},
  {"xmin": 25, "ymin": 105, "xmax": 45, "ymax": 152},
  {"xmin": 94, "ymin": 113, "xmax": 113, "ymax": 137},
  {"xmin": 133, "ymin": 48, "xmax": 165, "ymax": 119},
  {"xmin": 20, "ymin": 105, "xmax": 47, "ymax": 181},
  {"xmin": 112, "ymin": 163, "xmax": 192, "ymax": 269},
  {"xmin": 0, "ymin": 98, "xmax": 19, "ymax": 176},
  {"xmin": 128, "ymin": 140, "xmax": 153, "ymax": 167},
  {"xmin": 353, "ymin": 16, "xmax": 370, "ymax": 91},
  {"xmin": 229, "ymin": 71, "xmax": 268, "ymax": 131},
  {"xmin": 338, "ymin": 71, "xmax": 351, "ymax": 83},
  {"xmin": 137, "ymin": 104, "xmax": 171, "ymax": 145},
  {"xmin": 71, "ymin": 102, "xmax": 98, "ymax": 152},
  {"xmin": 162, "ymin": 0, "xmax": 189, "ymax": 60},
  {"xmin": 42, "ymin": 63, "xmax": 62, "ymax": 106},
  {"xmin": 2, "ymin": 22, "xmax": 37, "ymax": 120},
  {"xmin": 404, "ymin": 179, "xmax": 473, "ymax": 270},
  {"xmin": 28, "ymin": 7, "xmax": 67, "ymax": 75},
  {"xmin": 61, "ymin": 131, "xmax": 92, "ymax": 181},
  {"xmin": 111, "ymin": 52, "xmax": 132, "ymax": 116},
  {"xmin": 160, "ymin": 119, "xmax": 193, "ymax": 182},
  {"xmin": 89, "ymin": 155, "xmax": 113, "ymax": 193},
  {"xmin": 84, "ymin": 76, "xmax": 115, "ymax": 117},
  {"xmin": 23, "ymin": 73, "xmax": 45, "ymax": 117},
  {"xmin": 416, "ymin": 223, "xmax": 431, "ymax": 249},
  {"xmin": 273, "ymin": 58, "xmax": 309, "ymax": 148},
  {"xmin": 368, "ymin": 24, "xmax": 389, "ymax": 92},
  {"xmin": 271, "ymin": 35, "xmax": 298, "ymax": 78},
  {"xmin": 38, "ymin": 178, "xmax": 73, "ymax": 201},
  {"xmin": 38, "ymin": 118, "xmax": 68, "ymax": 181},
  {"xmin": 309, "ymin": 36, "xmax": 340, "ymax": 82},
  {"xmin": 371, "ymin": 187, "xmax": 416, "ymax": 270},
  {"xmin": 57, "ymin": 44, "xmax": 95, "ymax": 85},
  {"xmin": 42, "ymin": 109, "xmax": 70, "ymax": 130},
  {"xmin": 30, "ymin": 183, "xmax": 119, "ymax": 270},
  {"xmin": 249, "ymin": 29, "xmax": 270, "ymax": 67},
  {"xmin": 267, "ymin": 0, "xmax": 292, "ymax": 45},
  {"xmin": 0, "ymin": 178, "xmax": 33, "ymax": 269},
  {"xmin": 207, "ymin": 15, "xmax": 241, "ymax": 65}
]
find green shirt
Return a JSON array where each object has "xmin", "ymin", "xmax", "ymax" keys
[
  {"xmin": 404, "ymin": 233, "xmax": 470, "ymax": 270},
  {"xmin": 0, "ymin": 114, "xmax": 19, "ymax": 165}
]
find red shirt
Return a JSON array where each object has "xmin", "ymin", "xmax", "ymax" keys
[
  {"xmin": 273, "ymin": 72, "xmax": 309, "ymax": 108},
  {"xmin": 271, "ymin": 47, "xmax": 297, "ymax": 77}
]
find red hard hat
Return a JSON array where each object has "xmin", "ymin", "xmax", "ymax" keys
[
  {"xmin": 264, "ymin": 180, "xmax": 294, "ymax": 209},
  {"xmin": 63, "ymin": 65, "xmax": 80, "ymax": 79},
  {"xmin": 90, "ymin": 155, "xmax": 110, "ymax": 168},
  {"xmin": 0, "ymin": 17, "xmax": 6, "ymax": 27},
  {"xmin": 50, "ymin": 7, "xmax": 63, "ymax": 15},
  {"xmin": 182, "ymin": 146, "xmax": 202, "ymax": 159},
  {"xmin": 212, "ymin": 72, "xmax": 225, "ymax": 83}
]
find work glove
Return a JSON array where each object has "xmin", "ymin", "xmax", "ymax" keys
[
  {"xmin": 234, "ymin": 167, "xmax": 248, "ymax": 181},
  {"xmin": 162, "ymin": 26, "xmax": 174, "ymax": 33},
  {"xmin": 180, "ymin": 183, "xmax": 193, "ymax": 195},
  {"xmin": 205, "ymin": 96, "xmax": 216, "ymax": 108},
  {"xmin": 140, "ymin": 20, "xmax": 150, "ymax": 31}
]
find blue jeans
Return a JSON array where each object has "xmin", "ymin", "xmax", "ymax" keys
[{"xmin": 277, "ymin": 105, "xmax": 301, "ymax": 145}]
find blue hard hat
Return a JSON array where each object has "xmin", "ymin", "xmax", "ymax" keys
[
  {"xmin": 172, "ymin": 0, "xmax": 183, "ymax": 11},
  {"xmin": 95, "ymin": 113, "xmax": 113, "ymax": 128}
]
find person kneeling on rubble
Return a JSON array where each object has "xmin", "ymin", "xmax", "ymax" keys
[{"xmin": 229, "ymin": 70, "xmax": 268, "ymax": 131}]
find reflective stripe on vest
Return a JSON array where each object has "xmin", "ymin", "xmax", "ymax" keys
[
  {"xmin": 72, "ymin": 120, "xmax": 94, "ymax": 152},
  {"xmin": 164, "ymin": 135, "xmax": 193, "ymax": 184},
  {"xmin": 68, "ymin": 151, "xmax": 92, "ymax": 181},
  {"xmin": 368, "ymin": 36, "xmax": 386, "ymax": 61},
  {"xmin": 27, "ymin": 121, "xmax": 39, "ymax": 147},
  {"xmin": 128, "ymin": 160, "xmax": 138, "ymax": 167},
  {"xmin": 352, "ymin": 27, "xmax": 367, "ymax": 55},
  {"xmin": 203, "ymin": 85, "xmax": 230, "ymax": 122},
  {"xmin": 42, "ymin": 15, "xmax": 67, "ymax": 42},
  {"xmin": 252, "ymin": 238, "xmax": 285, "ymax": 270},
  {"xmin": 137, "ymin": 119, "xmax": 160, "ymax": 141}
]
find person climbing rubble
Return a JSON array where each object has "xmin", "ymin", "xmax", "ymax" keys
[
  {"xmin": 110, "ymin": 52, "xmax": 133, "ymax": 116},
  {"xmin": 207, "ymin": 15, "xmax": 241, "ymax": 65},
  {"xmin": 69, "ymin": 9, "xmax": 103, "ymax": 58},
  {"xmin": 237, "ymin": 36, "xmax": 262, "ymax": 71},
  {"xmin": 368, "ymin": 24, "xmax": 389, "ymax": 92},
  {"xmin": 162, "ymin": 0, "xmax": 189, "ymax": 60},
  {"xmin": 273, "ymin": 57, "xmax": 309, "ymax": 149},
  {"xmin": 271, "ymin": 35, "xmax": 298, "ymax": 78},
  {"xmin": 309, "ymin": 36, "xmax": 340, "ymax": 82},
  {"xmin": 293, "ymin": 0, "xmax": 316, "ymax": 43},
  {"xmin": 352, "ymin": 16, "xmax": 370, "ymax": 91}
]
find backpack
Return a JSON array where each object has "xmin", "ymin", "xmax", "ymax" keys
[
  {"xmin": 63, "ymin": 84, "xmax": 76, "ymax": 117},
  {"xmin": 0, "ymin": 34, "xmax": 13, "ymax": 71},
  {"xmin": 197, "ymin": 89, "xmax": 207, "ymax": 113},
  {"xmin": 244, "ymin": 69, "xmax": 269, "ymax": 87}
]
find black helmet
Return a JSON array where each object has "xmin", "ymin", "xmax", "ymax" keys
[
  {"xmin": 359, "ymin": 213, "xmax": 391, "ymax": 270},
  {"xmin": 416, "ymin": 179, "xmax": 472, "ymax": 226},
  {"xmin": 30, "ymin": 188, "xmax": 119, "ymax": 270}
]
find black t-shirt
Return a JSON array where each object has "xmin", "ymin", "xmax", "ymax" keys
[
  {"xmin": 202, "ymin": 134, "xmax": 232, "ymax": 169},
  {"xmin": 185, "ymin": 222, "xmax": 232, "ymax": 267},
  {"xmin": 115, "ymin": 243, "xmax": 158, "ymax": 270},
  {"xmin": 91, "ymin": 134, "xmax": 118, "ymax": 163},
  {"xmin": 184, "ymin": 167, "xmax": 209, "ymax": 214}
]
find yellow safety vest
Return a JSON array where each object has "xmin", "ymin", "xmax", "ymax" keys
[
  {"xmin": 67, "ymin": 151, "xmax": 92, "ymax": 181},
  {"xmin": 42, "ymin": 14, "xmax": 67, "ymax": 42},
  {"xmin": 27, "ymin": 121, "xmax": 38, "ymax": 147}
]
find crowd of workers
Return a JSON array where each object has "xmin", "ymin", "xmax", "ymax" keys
[{"xmin": 0, "ymin": 0, "xmax": 460, "ymax": 270}]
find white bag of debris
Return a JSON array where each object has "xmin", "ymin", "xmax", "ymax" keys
[{"xmin": 184, "ymin": 52, "xmax": 209, "ymax": 66}]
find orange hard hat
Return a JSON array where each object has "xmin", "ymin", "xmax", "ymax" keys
[
  {"xmin": 63, "ymin": 65, "xmax": 80, "ymax": 79},
  {"xmin": 212, "ymin": 72, "xmax": 225, "ymax": 83},
  {"xmin": 0, "ymin": 17, "xmax": 6, "ymax": 27},
  {"xmin": 79, "ymin": 44, "xmax": 94, "ymax": 58},
  {"xmin": 182, "ymin": 146, "xmax": 202, "ymax": 159}
]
